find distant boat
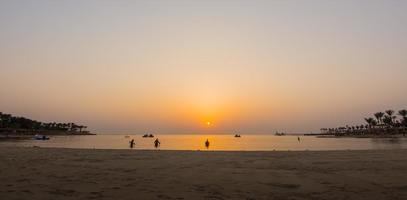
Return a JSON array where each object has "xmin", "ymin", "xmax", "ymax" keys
[
  {"xmin": 142, "ymin": 134, "xmax": 154, "ymax": 138},
  {"xmin": 234, "ymin": 134, "xmax": 241, "ymax": 138},
  {"xmin": 275, "ymin": 132, "xmax": 285, "ymax": 136},
  {"xmin": 34, "ymin": 134, "xmax": 50, "ymax": 140}
]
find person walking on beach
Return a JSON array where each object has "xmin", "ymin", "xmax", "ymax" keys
[
  {"xmin": 129, "ymin": 139, "xmax": 135, "ymax": 148},
  {"xmin": 205, "ymin": 139, "xmax": 210, "ymax": 149},
  {"xmin": 154, "ymin": 138, "xmax": 161, "ymax": 149}
]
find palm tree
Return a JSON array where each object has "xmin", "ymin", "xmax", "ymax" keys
[
  {"xmin": 398, "ymin": 109, "xmax": 407, "ymax": 118},
  {"xmin": 374, "ymin": 112, "xmax": 385, "ymax": 124},
  {"xmin": 402, "ymin": 117, "xmax": 407, "ymax": 128},
  {"xmin": 1, "ymin": 114, "xmax": 12, "ymax": 128},
  {"xmin": 385, "ymin": 109, "xmax": 394, "ymax": 116},
  {"xmin": 399, "ymin": 110, "xmax": 407, "ymax": 128},
  {"xmin": 383, "ymin": 115, "xmax": 393, "ymax": 126},
  {"xmin": 365, "ymin": 117, "xmax": 376, "ymax": 127},
  {"xmin": 365, "ymin": 117, "xmax": 378, "ymax": 134},
  {"xmin": 385, "ymin": 109, "xmax": 396, "ymax": 123},
  {"xmin": 78, "ymin": 125, "xmax": 85, "ymax": 132}
]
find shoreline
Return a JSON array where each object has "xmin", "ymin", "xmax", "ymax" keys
[
  {"xmin": 315, "ymin": 134, "xmax": 406, "ymax": 138},
  {"xmin": 4, "ymin": 145, "xmax": 407, "ymax": 153},
  {"xmin": 0, "ymin": 131, "xmax": 96, "ymax": 139},
  {"xmin": 302, "ymin": 133, "xmax": 407, "ymax": 138}
]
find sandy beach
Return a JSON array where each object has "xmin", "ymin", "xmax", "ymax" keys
[{"xmin": 1, "ymin": 147, "xmax": 407, "ymax": 200}]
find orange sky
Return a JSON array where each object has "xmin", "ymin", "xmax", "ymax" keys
[{"xmin": 1, "ymin": 0, "xmax": 406, "ymax": 133}]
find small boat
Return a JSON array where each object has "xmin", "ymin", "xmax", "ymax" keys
[
  {"xmin": 142, "ymin": 134, "xmax": 154, "ymax": 138},
  {"xmin": 34, "ymin": 134, "xmax": 50, "ymax": 140},
  {"xmin": 275, "ymin": 132, "xmax": 285, "ymax": 136},
  {"xmin": 234, "ymin": 134, "xmax": 241, "ymax": 138}
]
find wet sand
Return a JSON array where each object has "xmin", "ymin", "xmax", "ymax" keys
[{"xmin": 1, "ymin": 147, "xmax": 407, "ymax": 200}]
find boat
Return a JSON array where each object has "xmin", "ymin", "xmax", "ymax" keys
[
  {"xmin": 275, "ymin": 132, "xmax": 285, "ymax": 136},
  {"xmin": 234, "ymin": 134, "xmax": 241, "ymax": 138},
  {"xmin": 34, "ymin": 134, "xmax": 50, "ymax": 140},
  {"xmin": 142, "ymin": 134, "xmax": 154, "ymax": 138}
]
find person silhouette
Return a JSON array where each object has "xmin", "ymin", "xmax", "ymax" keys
[
  {"xmin": 205, "ymin": 139, "xmax": 210, "ymax": 149},
  {"xmin": 154, "ymin": 138, "xmax": 161, "ymax": 149},
  {"xmin": 297, "ymin": 137, "xmax": 301, "ymax": 142},
  {"xmin": 129, "ymin": 139, "xmax": 135, "ymax": 148}
]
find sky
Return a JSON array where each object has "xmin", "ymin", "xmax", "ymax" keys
[{"xmin": 1, "ymin": 0, "xmax": 406, "ymax": 134}]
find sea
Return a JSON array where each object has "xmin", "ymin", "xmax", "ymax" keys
[{"xmin": 1, "ymin": 134, "xmax": 407, "ymax": 151}]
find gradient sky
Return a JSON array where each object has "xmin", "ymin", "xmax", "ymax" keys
[{"xmin": 1, "ymin": 0, "xmax": 406, "ymax": 134}]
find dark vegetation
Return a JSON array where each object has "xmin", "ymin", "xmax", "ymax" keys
[
  {"xmin": 0, "ymin": 112, "xmax": 91, "ymax": 135},
  {"xmin": 321, "ymin": 109, "xmax": 407, "ymax": 136}
]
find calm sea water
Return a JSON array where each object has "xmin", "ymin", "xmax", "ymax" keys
[{"xmin": 1, "ymin": 134, "xmax": 407, "ymax": 151}]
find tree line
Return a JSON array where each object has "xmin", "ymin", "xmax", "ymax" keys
[
  {"xmin": 0, "ymin": 112, "xmax": 87, "ymax": 133},
  {"xmin": 321, "ymin": 109, "xmax": 407, "ymax": 136}
]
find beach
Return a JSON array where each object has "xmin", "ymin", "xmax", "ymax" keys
[{"xmin": 1, "ymin": 147, "xmax": 407, "ymax": 200}]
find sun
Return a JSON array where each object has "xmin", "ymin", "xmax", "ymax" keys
[{"xmin": 206, "ymin": 121, "xmax": 211, "ymax": 126}]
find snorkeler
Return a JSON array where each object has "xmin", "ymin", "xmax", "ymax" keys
[
  {"xmin": 205, "ymin": 139, "xmax": 210, "ymax": 149},
  {"xmin": 154, "ymin": 138, "xmax": 161, "ymax": 148}
]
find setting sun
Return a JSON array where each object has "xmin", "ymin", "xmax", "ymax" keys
[{"xmin": 1, "ymin": 1, "xmax": 406, "ymax": 199}]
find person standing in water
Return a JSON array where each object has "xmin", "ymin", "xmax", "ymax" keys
[
  {"xmin": 154, "ymin": 138, "xmax": 161, "ymax": 149},
  {"xmin": 297, "ymin": 137, "xmax": 301, "ymax": 142},
  {"xmin": 129, "ymin": 139, "xmax": 135, "ymax": 148},
  {"xmin": 205, "ymin": 139, "xmax": 210, "ymax": 149}
]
